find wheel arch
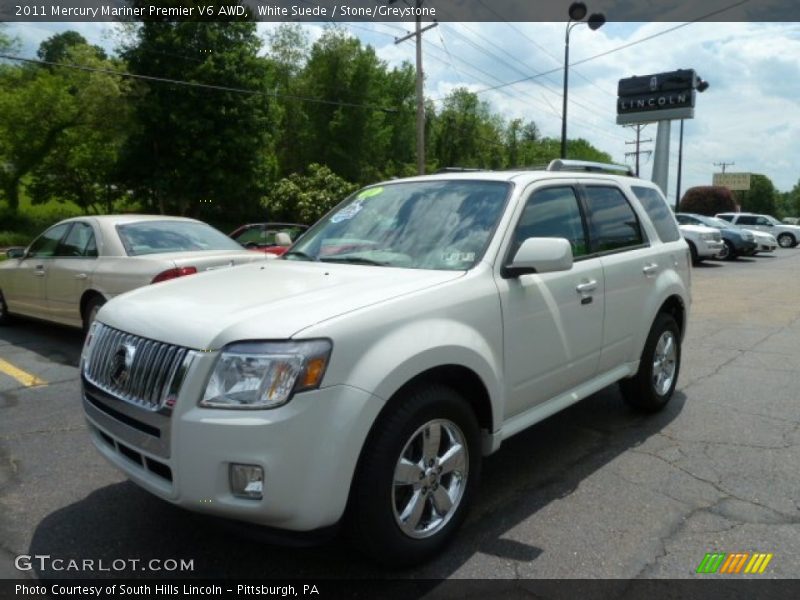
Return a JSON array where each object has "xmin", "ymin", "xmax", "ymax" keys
[{"xmin": 79, "ymin": 289, "xmax": 107, "ymax": 321}]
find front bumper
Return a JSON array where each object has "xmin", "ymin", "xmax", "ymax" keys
[
  {"xmin": 696, "ymin": 239, "xmax": 725, "ymax": 258},
  {"xmin": 83, "ymin": 366, "xmax": 384, "ymax": 532}
]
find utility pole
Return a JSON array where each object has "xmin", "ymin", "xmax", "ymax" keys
[
  {"xmin": 714, "ymin": 161, "xmax": 735, "ymax": 174},
  {"xmin": 624, "ymin": 124, "xmax": 652, "ymax": 176},
  {"xmin": 394, "ymin": 2, "xmax": 437, "ymax": 175}
]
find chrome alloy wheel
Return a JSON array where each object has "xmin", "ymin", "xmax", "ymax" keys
[
  {"xmin": 652, "ymin": 330, "xmax": 677, "ymax": 396},
  {"xmin": 392, "ymin": 419, "xmax": 469, "ymax": 539}
]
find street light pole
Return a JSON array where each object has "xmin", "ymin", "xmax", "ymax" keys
[{"xmin": 561, "ymin": 3, "xmax": 605, "ymax": 159}]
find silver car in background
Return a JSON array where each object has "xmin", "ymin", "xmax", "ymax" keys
[{"xmin": 0, "ymin": 215, "xmax": 268, "ymax": 331}]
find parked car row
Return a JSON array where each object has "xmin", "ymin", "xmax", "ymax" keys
[{"xmin": 676, "ymin": 212, "xmax": 785, "ymax": 263}]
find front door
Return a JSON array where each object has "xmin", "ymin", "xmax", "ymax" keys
[{"xmin": 497, "ymin": 184, "xmax": 604, "ymax": 419}]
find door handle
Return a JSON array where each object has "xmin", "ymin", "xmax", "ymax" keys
[
  {"xmin": 74, "ymin": 273, "xmax": 88, "ymax": 280},
  {"xmin": 643, "ymin": 263, "xmax": 659, "ymax": 276},
  {"xmin": 33, "ymin": 266, "xmax": 45, "ymax": 277},
  {"xmin": 576, "ymin": 280, "xmax": 598, "ymax": 294}
]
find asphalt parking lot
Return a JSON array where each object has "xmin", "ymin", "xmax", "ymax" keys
[{"xmin": 1, "ymin": 251, "xmax": 799, "ymax": 582}]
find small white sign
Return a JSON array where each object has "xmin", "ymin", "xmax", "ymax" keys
[{"xmin": 713, "ymin": 172, "xmax": 751, "ymax": 191}]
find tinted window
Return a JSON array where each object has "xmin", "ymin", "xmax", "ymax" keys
[
  {"xmin": 675, "ymin": 214, "xmax": 695, "ymax": 225},
  {"xmin": 28, "ymin": 223, "xmax": 71, "ymax": 258},
  {"xmin": 736, "ymin": 216, "xmax": 757, "ymax": 225},
  {"xmin": 584, "ymin": 186, "xmax": 644, "ymax": 253},
  {"xmin": 117, "ymin": 221, "xmax": 244, "ymax": 256},
  {"xmin": 717, "ymin": 214, "xmax": 734, "ymax": 222},
  {"xmin": 512, "ymin": 187, "xmax": 587, "ymax": 258},
  {"xmin": 234, "ymin": 225, "xmax": 306, "ymax": 246},
  {"xmin": 59, "ymin": 222, "xmax": 97, "ymax": 257},
  {"xmin": 632, "ymin": 186, "xmax": 681, "ymax": 242}
]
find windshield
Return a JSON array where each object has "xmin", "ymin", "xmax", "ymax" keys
[
  {"xmin": 766, "ymin": 216, "xmax": 783, "ymax": 225},
  {"xmin": 117, "ymin": 221, "xmax": 245, "ymax": 256},
  {"xmin": 701, "ymin": 216, "xmax": 731, "ymax": 229},
  {"xmin": 285, "ymin": 180, "xmax": 511, "ymax": 270}
]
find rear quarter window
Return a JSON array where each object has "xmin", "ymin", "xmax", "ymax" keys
[{"xmin": 631, "ymin": 186, "xmax": 681, "ymax": 243}]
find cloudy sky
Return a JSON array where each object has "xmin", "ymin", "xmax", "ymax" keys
[{"xmin": 6, "ymin": 19, "xmax": 800, "ymax": 205}]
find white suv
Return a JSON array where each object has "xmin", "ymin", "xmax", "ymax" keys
[
  {"xmin": 716, "ymin": 212, "xmax": 800, "ymax": 248},
  {"xmin": 81, "ymin": 161, "xmax": 691, "ymax": 565}
]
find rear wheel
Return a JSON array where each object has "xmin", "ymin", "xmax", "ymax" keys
[
  {"xmin": 620, "ymin": 313, "xmax": 681, "ymax": 413},
  {"xmin": 82, "ymin": 296, "xmax": 105, "ymax": 333},
  {"xmin": 348, "ymin": 384, "xmax": 481, "ymax": 566},
  {"xmin": 777, "ymin": 233, "xmax": 795, "ymax": 248}
]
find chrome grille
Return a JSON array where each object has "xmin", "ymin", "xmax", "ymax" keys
[{"xmin": 84, "ymin": 324, "xmax": 190, "ymax": 411}]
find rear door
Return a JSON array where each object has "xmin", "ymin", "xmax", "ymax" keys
[
  {"xmin": 580, "ymin": 184, "xmax": 665, "ymax": 372},
  {"xmin": 497, "ymin": 183, "xmax": 605, "ymax": 418},
  {"xmin": 46, "ymin": 221, "xmax": 99, "ymax": 324}
]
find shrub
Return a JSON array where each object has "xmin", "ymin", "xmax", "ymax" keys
[
  {"xmin": 262, "ymin": 164, "xmax": 358, "ymax": 224},
  {"xmin": 679, "ymin": 186, "xmax": 738, "ymax": 216}
]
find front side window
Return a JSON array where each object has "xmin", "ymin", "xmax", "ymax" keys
[
  {"xmin": 59, "ymin": 222, "xmax": 97, "ymax": 257},
  {"xmin": 117, "ymin": 221, "xmax": 244, "ymax": 256},
  {"xmin": 631, "ymin": 186, "xmax": 681, "ymax": 242},
  {"xmin": 287, "ymin": 181, "xmax": 511, "ymax": 270},
  {"xmin": 28, "ymin": 223, "xmax": 71, "ymax": 258},
  {"xmin": 584, "ymin": 186, "xmax": 644, "ymax": 253},
  {"xmin": 511, "ymin": 186, "xmax": 588, "ymax": 259}
]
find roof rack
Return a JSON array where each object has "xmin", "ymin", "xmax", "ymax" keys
[
  {"xmin": 546, "ymin": 159, "xmax": 635, "ymax": 177},
  {"xmin": 435, "ymin": 167, "xmax": 488, "ymax": 173}
]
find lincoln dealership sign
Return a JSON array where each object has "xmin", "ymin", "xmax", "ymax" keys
[{"xmin": 616, "ymin": 69, "xmax": 699, "ymax": 125}]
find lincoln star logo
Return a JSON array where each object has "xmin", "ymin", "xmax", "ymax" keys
[
  {"xmin": 649, "ymin": 76, "xmax": 658, "ymax": 91},
  {"xmin": 110, "ymin": 343, "xmax": 136, "ymax": 387}
]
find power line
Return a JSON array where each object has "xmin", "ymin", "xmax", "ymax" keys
[
  {"xmin": 0, "ymin": 53, "xmax": 399, "ymax": 112},
  {"xmin": 463, "ymin": 0, "xmax": 752, "ymax": 98}
]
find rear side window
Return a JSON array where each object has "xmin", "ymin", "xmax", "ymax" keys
[
  {"xmin": 583, "ymin": 186, "xmax": 644, "ymax": 253},
  {"xmin": 59, "ymin": 222, "xmax": 98, "ymax": 257},
  {"xmin": 717, "ymin": 214, "xmax": 734, "ymax": 222},
  {"xmin": 631, "ymin": 186, "xmax": 681, "ymax": 242},
  {"xmin": 736, "ymin": 215, "xmax": 758, "ymax": 225}
]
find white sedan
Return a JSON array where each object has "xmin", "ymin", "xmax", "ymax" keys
[
  {"xmin": 0, "ymin": 215, "xmax": 269, "ymax": 331},
  {"xmin": 744, "ymin": 229, "xmax": 778, "ymax": 254}
]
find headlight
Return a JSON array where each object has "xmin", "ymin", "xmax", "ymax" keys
[
  {"xmin": 743, "ymin": 232, "xmax": 754, "ymax": 241},
  {"xmin": 81, "ymin": 321, "xmax": 100, "ymax": 371},
  {"xmin": 200, "ymin": 340, "xmax": 332, "ymax": 409},
  {"xmin": 700, "ymin": 232, "xmax": 716, "ymax": 241}
]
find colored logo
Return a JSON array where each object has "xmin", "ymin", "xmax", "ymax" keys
[{"xmin": 696, "ymin": 552, "xmax": 773, "ymax": 574}]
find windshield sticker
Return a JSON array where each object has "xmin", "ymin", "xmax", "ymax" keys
[
  {"xmin": 442, "ymin": 251, "xmax": 476, "ymax": 263},
  {"xmin": 331, "ymin": 201, "xmax": 364, "ymax": 223},
  {"xmin": 356, "ymin": 187, "xmax": 383, "ymax": 200}
]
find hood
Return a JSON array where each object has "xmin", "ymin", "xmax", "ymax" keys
[
  {"xmin": 679, "ymin": 224, "xmax": 718, "ymax": 234},
  {"xmin": 98, "ymin": 260, "xmax": 464, "ymax": 350}
]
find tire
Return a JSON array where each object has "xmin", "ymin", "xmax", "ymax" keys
[
  {"xmin": 687, "ymin": 241, "xmax": 700, "ymax": 264},
  {"xmin": 620, "ymin": 313, "xmax": 681, "ymax": 413},
  {"xmin": 720, "ymin": 240, "xmax": 737, "ymax": 261},
  {"xmin": 348, "ymin": 384, "xmax": 481, "ymax": 567},
  {"xmin": 777, "ymin": 233, "xmax": 795, "ymax": 248},
  {"xmin": 0, "ymin": 290, "xmax": 11, "ymax": 326},
  {"xmin": 82, "ymin": 296, "xmax": 106, "ymax": 334}
]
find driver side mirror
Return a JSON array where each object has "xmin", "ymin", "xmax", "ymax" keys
[
  {"xmin": 6, "ymin": 247, "xmax": 26, "ymax": 259},
  {"xmin": 502, "ymin": 237, "xmax": 574, "ymax": 278}
]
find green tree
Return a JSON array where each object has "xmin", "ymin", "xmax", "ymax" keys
[
  {"xmin": 37, "ymin": 31, "xmax": 106, "ymax": 64},
  {"xmin": 28, "ymin": 44, "xmax": 134, "ymax": 213},
  {"xmin": 733, "ymin": 174, "xmax": 777, "ymax": 215},
  {"xmin": 262, "ymin": 163, "xmax": 357, "ymax": 223},
  {"xmin": 119, "ymin": 5, "xmax": 277, "ymax": 219}
]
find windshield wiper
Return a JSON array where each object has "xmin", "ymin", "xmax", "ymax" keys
[
  {"xmin": 319, "ymin": 256, "xmax": 389, "ymax": 266},
  {"xmin": 283, "ymin": 250, "xmax": 317, "ymax": 261}
]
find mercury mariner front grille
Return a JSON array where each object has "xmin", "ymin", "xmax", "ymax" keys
[{"xmin": 84, "ymin": 324, "xmax": 190, "ymax": 411}]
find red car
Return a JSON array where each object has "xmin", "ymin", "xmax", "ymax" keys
[{"xmin": 229, "ymin": 223, "xmax": 308, "ymax": 256}]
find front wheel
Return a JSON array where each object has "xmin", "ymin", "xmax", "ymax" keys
[
  {"xmin": 0, "ymin": 290, "xmax": 11, "ymax": 326},
  {"xmin": 620, "ymin": 313, "xmax": 681, "ymax": 413},
  {"xmin": 721, "ymin": 240, "xmax": 737, "ymax": 261},
  {"xmin": 687, "ymin": 241, "xmax": 700, "ymax": 264},
  {"xmin": 348, "ymin": 384, "xmax": 481, "ymax": 566},
  {"xmin": 82, "ymin": 296, "xmax": 106, "ymax": 334},
  {"xmin": 777, "ymin": 233, "xmax": 796, "ymax": 248}
]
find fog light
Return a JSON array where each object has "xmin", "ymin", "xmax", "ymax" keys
[{"xmin": 229, "ymin": 464, "xmax": 263, "ymax": 500}]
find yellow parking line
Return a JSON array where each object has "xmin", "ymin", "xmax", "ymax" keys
[{"xmin": 0, "ymin": 358, "xmax": 47, "ymax": 387}]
